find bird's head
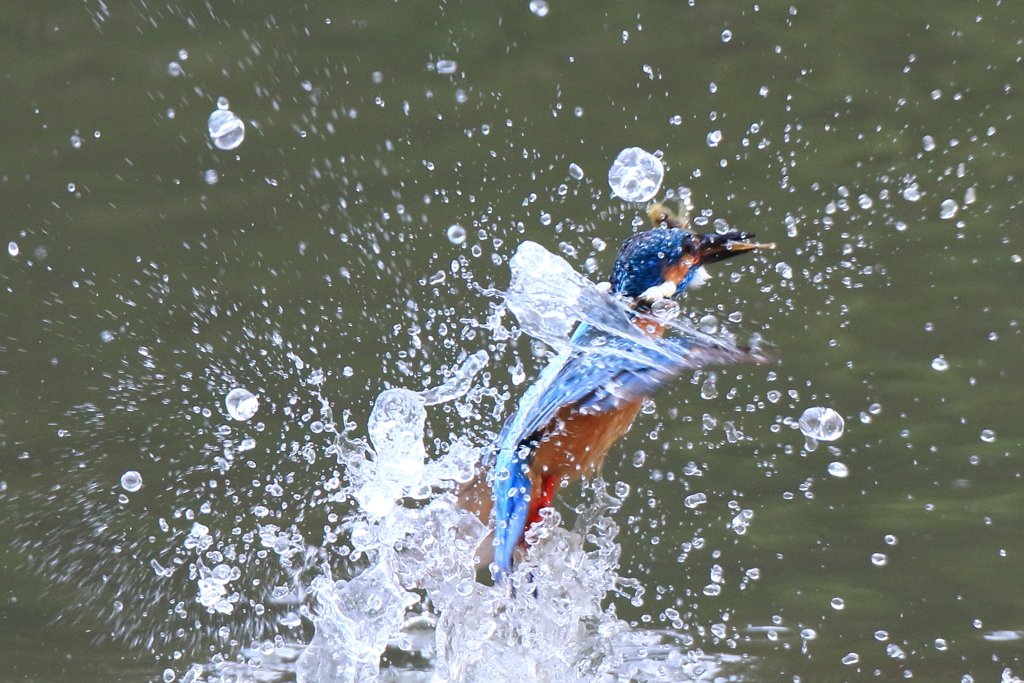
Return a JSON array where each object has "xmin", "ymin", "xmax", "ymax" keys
[{"xmin": 608, "ymin": 203, "xmax": 774, "ymax": 306}]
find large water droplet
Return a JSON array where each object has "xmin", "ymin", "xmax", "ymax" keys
[
  {"xmin": 939, "ymin": 198, "xmax": 958, "ymax": 219},
  {"xmin": 225, "ymin": 387, "xmax": 259, "ymax": 421},
  {"xmin": 607, "ymin": 147, "xmax": 664, "ymax": 202},
  {"xmin": 208, "ymin": 109, "xmax": 245, "ymax": 150},
  {"xmin": 827, "ymin": 461, "xmax": 849, "ymax": 478},
  {"xmin": 529, "ymin": 0, "xmax": 549, "ymax": 17},
  {"xmin": 798, "ymin": 406, "xmax": 845, "ymax": 441},
  {"xmin": 446, "ymin": 224, "xmax": 466, "ymax": 245},
  {"xmin": 700, "ymin": 373, "xmax": 718, "ymax": 400},
  {"xmin": 120, "ymin": 470, "xmax": 143, "ymax": 492},
  {"xmin": 841, "ymin": 652, "xmax": 860, "ymax": 665},
  {"xmin": 684, "ymin": 492, "xmax": 707, "ymax": 509},
  {"xmin": 931, "ymin": 356, "xmax": 949, "ymax": 371},
  {"xmin": 436, "ymin": 60, "xmax": 457, "ymax": 75}
]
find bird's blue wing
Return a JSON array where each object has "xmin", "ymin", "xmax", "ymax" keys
[{"xmin": 490, "ymin": 321, "xmax": 763, "ymax": 578}]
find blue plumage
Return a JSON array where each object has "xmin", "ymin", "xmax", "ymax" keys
[{"xmin": 486, "ymin": 204, "xmax": 770, "ymax": 581}]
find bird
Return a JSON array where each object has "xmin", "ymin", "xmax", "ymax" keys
[{"xmin": 459, "ymin": 203, "xmax": 773, "ymax": 581}]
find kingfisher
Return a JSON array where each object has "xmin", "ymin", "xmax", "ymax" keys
[{"xmin": 460, "ymin": 203, "xmax": 773, "ymax": 581}]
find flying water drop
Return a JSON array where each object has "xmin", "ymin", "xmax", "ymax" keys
[
  {"xmin": 939, "ymin": 198, "xmax": 958, "ymax": 219},
  {"xmin": 446, "ymin": 224, "xmax": 466, "ymax": 245},
  {"xmin": 225, "ymin": 388, "xmax": 259, "ymax": 421},
  {"xmin": 208, "ymin": 108, "xmax": 245, "ymax": 150},
  {"xmin": 436, "ymin": 60, "xmax": 458, "ymax": 75},
  {"xmin": 798, "ymin": 406, "xmax": 845, "ymax": 441},
  {"xmin": 827, "ymin": 462, "xmax": 849, "ymax": 478},
  {"xmin": 120, "ymin": 470, "xmax": 143, "ymax": 492},
  {"xmin": 607, "ymin": 147, "xmax": 664, "ymax": 202}
]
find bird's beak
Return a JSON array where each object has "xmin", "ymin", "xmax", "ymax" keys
[{"xmin": 696, "ymin": 231, "xmax": 775, "ymax": 264}]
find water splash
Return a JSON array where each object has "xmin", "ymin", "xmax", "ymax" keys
[{"xmin": 288, "ymin": 240, "xmax": 764, "ymax": 682}]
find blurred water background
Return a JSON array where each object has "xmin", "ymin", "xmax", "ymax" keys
[{"xmin": 2, "ymin": 0, "xmax": 1024, "ymax": 681}]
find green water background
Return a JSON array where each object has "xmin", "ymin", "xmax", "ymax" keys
[{"xmin": 1, "ymin": 0, "xmax": 1023, "ymax": 680}]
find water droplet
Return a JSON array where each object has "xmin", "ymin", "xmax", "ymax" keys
[
  {"xmin": 204, "ymin": 169, "xmax": 219, "ymax": 185},
  {"xmin": 902, "ymin": 183, "xmax": 921, "ymax": 201},
  {"xmin": 529, "ymin": 0, "xmax": 549, "ymax": 16},
  {"xmin": 827, "ymin": 462, "xmax": 849, "ymax": 478},
  {"xmin": 934, "ymin": 638, "xmax": 947, "ymax": 651},
  {"xmin": 225, "ymin": 388, "xmax": 259, "ymax": 421},
  {"xmin": 939, "ymin": 198, "xmax": 958, "ymax": 219},
  {"xmin": 120, "ymin": 470, "xmax": 143, "ymax": 492},
  {"xmin": 922, "ymin": 135, "xmax": 935, "ymax": 151},
  {"xmin": 798, "ymin": 406, "xmax": 845, "ymax": 441},
  {"xmin": 830, "ymin": 597, "xmax": 845, "ymax": 609},
  {"xmin": 70, "ymin": 133, "xmax": 82, "ymax": 148},
  {"xmin": 568, "ymin": 162, "xmax": 584, "ymax": 180},
  {"xmin": 446, "ymin": 224, "xmax": 466, "ymax": 245},
  {"xmin": 721, "ymin": 29, "xmax": 733, "ymax": 42},
  {"xmin": 871, "ymin": 552, "xmax": 888, "ymax": 566},
  {"xmin": 614, "ymin": 481, "xmax": 630, "ymax": 498},
  {"xmin": 931, "ymin": 356, "xmax": 949, "ymax": 371},
  {"xmin": 436, "ymin": 60, "xmax": 457, "ymax": 75},
  {"xmin": 706, "ymin": 130, "xmax": 723, "ymax": 147},
  {"xmin": 208, "ymin": 109, "xmax": 245, "ymax": 150},
  {"xmin": 698, "ymin": 314, "xmax": 719, "ymax": 334},
  {"xmin": 980, "ymin": 429, "xmax": 996, "ymax": 443},
  {"xmin": 607, "ymin": 147, "xmax": 664, "ymax": 202},
  {"xmin": 684, "ymin": 492, "xmax": 707, "ymax": 509},
  {"xmin": 163, "ymin": 669, "xmax": 177, "ymax": 683},
  {"xmin": 775, "ymin": 261, "xmax": 793, "ymax": 279},
  {"xmin": 885, "ymin": 534, "xmax": 898, "ymax": 545},
  {"xmin": 700, "ymin": 373, "xmax": 718, "ymax": 400},
  {"xmin": 964, "ymin": 186, "xmax": 977, "ymax": 204},
  {"xmin": 7, "ymin": 242, "xmax": 19, "ymax": 257},
  {"xmin": 100, "ymin": 330, "xmax": 115, "ymax": 343},
  {"xmin": 857, "ymin": 194, "xmax": 873, "ymax": 209},
  {"xmin": 841, "ymin": 652, "xmax": 859, "ymax": 665},
  {"xmin": 669, "ymin": 114, "xmax": 682, "ymax": 125},
  {"xmin": 801, "ymin": 628, "xmax": 817, "ymax": 640},
  {"xmin": 167, "ymin": 61, "xmax": 183, "ymax": 77}
]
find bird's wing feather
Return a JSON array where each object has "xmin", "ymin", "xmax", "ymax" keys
[{"xmin": 490, "ymin": 321, "xmax": 762, "ymax": 576}]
